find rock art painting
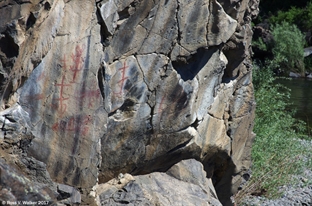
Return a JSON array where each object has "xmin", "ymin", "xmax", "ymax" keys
[{"xmin": 0, "ymin": 0, "xmax": 259, "ymax": 205}]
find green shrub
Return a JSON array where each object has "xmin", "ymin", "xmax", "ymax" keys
[
  {"xmin": 234, "ymin": 63, "xmax": 310, "ymax": 203},
  {"xmin": 252, "ymin": 38, "xmax": 268, "ymax": 51},
  {"xmin": 271, "ymin": 22, "xmax": 305, "ymax": 74},
  {"xmin": 304, "ymin": 56, "xmax": 312, "ymax": 72},
  {"xmin": 270, "ymin": 7, "xmax": 304, "ymax": 27},
  {"xmin": 251, "ymin": 67, "xmax": 308, "ymax": 192},
  {"xmin": 269, "ymin": 2, "xmax": 312, "ymax": 31},
  {"xmin": 304, "ymin": 1, "xmax": 312, "ymax": 30}
]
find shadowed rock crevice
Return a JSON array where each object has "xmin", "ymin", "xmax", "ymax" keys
[
  {"xmin": 26, "ymin": 12, "xmax": 37, "ymax": 30},
  {"xmin": 108, "ymin": 98, "xmax": 137, "ymax": 119},
  {"xmin": 0, "ymin": 81, "xmax": 13, "ymax": 109},
  {"xmin": 97, "ymin": 63, "xmax": 105, "ymax": 100},
  {"xmin": 117, "ymin": 5, "xmax": 131, "ymax": 23},
  {"xmin": 0, "ymin": 32, "xmax": 19, "ymax": 58},
  {"xmin": 0, "ymin": 30, "xmax": 19, "ymax": 102},
  {"xmin": 166, "ymin": 137, "xmax": 193, "ymax": 154},
  {"xmin": 190, "ymin": 118, "xmax": 201, "ymax": 129},
  {"xmin": 203, "ymin": 150, "xmax": 236, "ymax": 206},
  {"xmin": 172, "ymin": 47, "xmax": 218, "ymax": 81}
]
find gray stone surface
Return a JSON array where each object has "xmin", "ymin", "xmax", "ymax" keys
[
  {"xmin": 57, "ymin": 183, "xmax": 81, "ymax": 204},
  {"xmin": 0, "ymin": 158, "xmax": 56, "ymax": 203},
  {"xmin": 96, "ymin": 159, "xmax": 223, "ymax": 206},
  {"xmin": 0, "ymin": 0, "xmax": 259, "ymax": 205}
]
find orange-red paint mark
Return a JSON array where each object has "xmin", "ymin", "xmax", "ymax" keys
[
  {"xmin": 81, "ymin": 115, "xmax": 92, "ymax": 135},
  {"xmin": 114, "ymin": 61, "xmax": 129, "ymax": 97},
  {"xmin": 76, "ymin": 89, "xmax": 101, "ymax": 108},
  {"xmin": 70, "ymin": 45, "xmax": 84, "ymax": 83},
  {"xmin": 66, "ymin": 116, "xmax": 76, "ymax": 132},
  {"xmin": 37, "ymin": 72, "xmax": 46, "ymax": 81},
  {"xmin": 52, "ymin": 115, "xmax": 92, "ymax": 136},
  {"xmin": 60, "ymin": 55, "xmax": 68, "ymax": 70},
  {"xmin": 52, "ymin": 75, "xmax": 71, "ymax": 115},
  {"xmin": 158, "ymin": 95, "xmax": 167, "ymax": 114},
  {"xmin": 52, "ymin": 122, "xmax": 59, "ymax": 132}
]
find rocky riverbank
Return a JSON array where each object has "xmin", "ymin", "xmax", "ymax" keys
[{"xmin": 241, "ymin": 138, "xmax": 312, "ymax": 206}]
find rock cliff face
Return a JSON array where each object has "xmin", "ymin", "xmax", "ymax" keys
[{"xmin": 0, "ymin": 0, "xmax": 259, "ymax": 205}]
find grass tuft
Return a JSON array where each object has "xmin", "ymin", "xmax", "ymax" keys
[{"xmin": 234, "ymin": 64, "xmax": 312, "ymax": 204}]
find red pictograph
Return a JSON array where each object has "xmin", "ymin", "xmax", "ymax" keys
[
  {"xmin": 66, "ymin": 116, "xmax": 76, "ymax": 132},
  {"xmin": 158, "ymin": 95, "xmax": 167, "ymax": 114},
  {"xmin": 51, "ymin": 44, "xmax": 99, "ymax": 135},
  {"xmin": 52, "ymin": 122, "xmax": 59, "ymax": 132},
  {"xmin": 81, "ymin": 115, "xmax": 92, "ymax": 135},
  {"xmin": 114, "ymin": 61, "xmax": 129, "ymax": 97},
  {"xmin": 52, "ymin": 115, "xmax": 92, "ymax": 136},
  {"xmin": 60, "ymin": 55, "xmax": 68, "ymax": 70},
  {"xmin": 76, "ymin": 88, "xmax": 101, "ymax": 108},
  {"xmin": 70, "ymin": 45, "xmax": 84, "ymax": 83},
  {"xmin": 51, "ymin": 75, "xmax": 71, "ymax": 115},
  {"xmin": 37, "ymin": 72, "xmax": 46, "ymax": 81}
]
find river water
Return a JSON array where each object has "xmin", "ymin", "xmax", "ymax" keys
[{"xmin": 275, "ymin": 78, "xmax": 312, "ymax": 131}]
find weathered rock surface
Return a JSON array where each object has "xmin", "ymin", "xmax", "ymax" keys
[
  {"xmin": 95, "ymin": 159, "xmax": 222, "ymax": 206},
  {"xmin": 0, "ymin": 0, "xmax": 259, "ymax": 205},
  {"xmin": 0, "ymin": 158, "xmax": 56, "ymax": 203}
]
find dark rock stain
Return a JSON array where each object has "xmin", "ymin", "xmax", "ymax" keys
[
  {"xmin": 72, "ymin": 115, "xmax": 82, "ymax": 155},
  {"xmin": 73, "ymin": 168, "xmax": 81, "ymax": 186},
  {"xmin": 119, "ymin": 99, "xmax": 136, "ymax": 112},
  {"xmin": 129, "ymin": 65, "xmax": 137, "ymax": 76},
  {"xmin": 59, "ymin": 120, "xmax": 67, "ymax": 133},
  {"xmin": 189, "ymin": 4, "xmax": 201, "ymax": 24},
  {"xmin": 65, "ymin": 157, "xmax": 75, "ymax": 176},
  {"xmin": 170, "ymin": 84, "xmax": 189, "ymax": 113},
  {"xmin": 161, "ymin": 2, "xmax": 178, "ymax": 40},
  {"xmin": 115, "ymin": 30, "xmax": 134, "ymax": 56},
  {"xmin": 211, "ymin": 1, "xmax": 221, "ymax": 35},
  {"xmin": 21, "ymin": 87, "xmax": 40, "ymax": 121},
  {"xmin": 78, "ymin": 36, "xmax": 91, "ymax": 110},
  {"xmin": 124, "ymin": 79, "xmax": 132, "ymax": 91},
  {"xmin": 40, "ymin": 122, "xmax": 47, "ymax": 137},
  {"xmin": 128, "ymin": 85, "xmax": 144, "ymax": 100},
  {"xmin": 54, "ymin": 160, "xmax": 63, "ymax": 179},
  {"xmin": 184, "ymin": 2, "xmax": 202, "ymax": 43}
]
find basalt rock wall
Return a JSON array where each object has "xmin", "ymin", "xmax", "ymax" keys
[{"xmin": 0, "ymin": 0, "xmax": 259, "ymax": 205}]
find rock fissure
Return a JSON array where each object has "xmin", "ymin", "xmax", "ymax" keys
[
  {"xmin": 137, "ymin": 4, "xmax": 158, "ymax": 51},
  {"xmin": 0, "ymin": 4, "xmax": 15, "ymax": 10},
  {"xmin": 206, "ymin": 0, "xmax": 212, "ymax": 45},
  {"xmin": 175, "ymin": 0, "xmax": 181, "ymax": 45}
]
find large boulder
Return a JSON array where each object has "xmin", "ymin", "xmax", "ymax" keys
[
  {"xmin": 0, "ymin": 0, "xmax": 259, "ymax": 205},
  {"xmin": 95, "ymin": 159, "xmax": 223, "ymax": 206}
]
